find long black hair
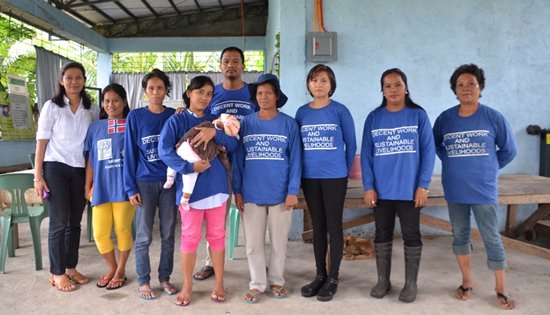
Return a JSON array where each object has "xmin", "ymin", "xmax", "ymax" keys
[
  {"xmin": 99, "ymin": 83, "xmax": 130, "ymax": 119},
  {"xmin": 378, "ymin": 68, "xmax": 423, "ymax": 110},
  {"xmin": 51, "ymin": 61, "xmax": 92, "ymax": 109},
  {"xmin": 182, "ymin": 75, "xmax": 215, "ymax": 107}
]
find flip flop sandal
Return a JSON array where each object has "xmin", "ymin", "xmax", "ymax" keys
[
  {"xmin": 243, "ymin": 289, "xmax": 261, "ymax": 304},
  {"xmin": 455, "ymin": 285, "xmax": 473, "ymax": 301},
  {"xmin": 270, "ymin": 285, "xmax": 288, "ymax": 299},
  {"xmin": 106, "ymin": 277, "xmax": 127, "ymax": 290},
  {"xmin": 67, "ymin": 271, "xmax": 89, "ymax": 285},
  {"xmin": 96, "ymin": 274, "xmax": 114, "ymax": 288},
  {"xmin": 161, "ymin": 283, "xmax": 178, "ymax": 295},
  {"xmin": 211, "ymin": 290, "xmax": 226, "ymax": 303},
  {"xmin": 174, "ymin": 294, "xmax": 191, "ymax": 307},
  {"xmin": 193, "ymin": 266, "xmax": 215, "ymax": 281},
  {"xmin": 497, "ymin": 292, "xmax": 516, "ymax": 310},
  {"xmin": 50, "ymin": 275, "xmax": 77, "ymax": 292},
  {"xmin": 137, "ymin": 287, "xmax": 155, "ymax": 300}
]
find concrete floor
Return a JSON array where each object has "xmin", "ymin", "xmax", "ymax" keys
[{"xmin": 0, "ymin": 215, "xmax": 548, "ymax": 315}]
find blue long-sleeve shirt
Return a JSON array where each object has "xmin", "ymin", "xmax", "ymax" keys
[
  {"xmin": 123, "ymin": 107, "xmax": 175, "ymax": 197},
  {"xmin": 159, "ymin": 110, "xmax": 237, "ymax": 203},
  {"xmin": 295, "ymin": 100, "xmax": 357, "ymax": 179},
  {"xmin": 433, "ymin": 104, "xmax": 517, "ymax": 204},
  {"xmin": 361, "ymin": 106, "xmax": 435, "ymax": 201},
  {"xmin": 232, "ymin": 112, "xmax": 302, "ymax": 205}
]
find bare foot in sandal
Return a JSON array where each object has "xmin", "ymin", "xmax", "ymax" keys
[
  {"xmin": 50, "ymin": 274, "xmax": 77, "ymax": 292},
  {"xmin": 211, "ymin": 289, "xmax": 226, "ymax": 303},
  {"xmin": 66, "ymin": 268, "xmax": 89, "ymax": 285},
  {"xmin": 455, "ymin": 285, "xmax": 473, "ymax": 301},
  {"xmin": 497, "ymin": 292, "xmax": 516, "ymax": 310},
  {"xmin": 138, "ymin": 284, "xmax": 155, "ymax": 300},
  {"xmin": 243, "ymin": 289, "xmax": 262, "ymax": 303},
  {"xmin": 175, "ymin": 291, "xmax": 192, "ymax": 307}
]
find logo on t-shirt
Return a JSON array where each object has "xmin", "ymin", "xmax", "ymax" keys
[
  {"xmin": 243, "ymin": 133, "xmax": 286, "ymax": 161},
  {"xmin": 97, "ymin": 139, "xmax": 112, "ymax": 161},
  {"xmin": 371, "ymin": 126, "xmax": 418, "ymax": 156},
  {"xmin": 300, "ymin": 124, "xmax": 337, "ymax": 150},
  {"xmin": 443, "ymin": 130, "xmax": 489, "ymax": 158},
  {"xmin": 107, "ymin": 119, "xmax": 126, "ymax": 134}
]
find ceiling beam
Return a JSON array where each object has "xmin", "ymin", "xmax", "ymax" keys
[
  {"xmin": 114, "ymin": 1, "xmax": 137, "ymax": 21},
  {"xmin": 141, "ymin": 0, "xmax": 159, "ymax": 18},
  {"xmin": 95, "ymin": 6, "xmax": 267, "ymax": 38},
  {"xmin": 167, "ymin": 0, "xmax": 180, "ymax": 15},
  {"xmin": 79, "ymin": 0, "xmax": 116, "ymax": 24}
]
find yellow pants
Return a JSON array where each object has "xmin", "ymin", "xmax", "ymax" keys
[{"xmin": 92, "ymin": 201, "xmax": 135, "ymax": 254}]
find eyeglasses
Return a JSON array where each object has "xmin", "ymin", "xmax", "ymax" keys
[{"xmin": 456, "ymin": 82, "xmax": 479, "ymax": 90}]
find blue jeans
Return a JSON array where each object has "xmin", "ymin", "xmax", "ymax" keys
[
  {"xmin": 134, "ymin": 181, "xmax": 177, "ymax": 286},
  {"xmin": 447, "ymin": 203, "xmax": 506, "ymax": 270}
]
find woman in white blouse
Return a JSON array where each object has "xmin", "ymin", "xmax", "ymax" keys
[{"xmin": 33, "ymin": 61, "xmax": 99, "ymax": 292}]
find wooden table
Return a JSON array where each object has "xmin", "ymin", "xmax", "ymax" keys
[{"xmin": 299, "ymin": 174, "xmax": 550, "ymax": 259}]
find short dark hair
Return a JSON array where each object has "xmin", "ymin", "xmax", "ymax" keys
[
  {"xmin": 141, "ymin": 68, "xmax": 172, "ymax": 96},
  {"xmin": 220, "ymin": 46, "xmax": 245, "ymax": 65},
  {"xmin": 99, "ymin": 83, "xmax": 130, "ymax": 119},
  {"xmin": 51, "ymin": 61, "xmax": 92, "ymax": 109},
  {"xmin": 379, "ymin": 68, "xmax": 423, "ymax": 110},
  {"xmin": 306, "ymin": 64, "xmax": 337, "ymax": 97},
  {"xmin": 182, "ymin": 75, "xmax": 215, "ymax": 106},
  {"xmin": 450, "ymin": 64, "xmax": 485, "ymax": 94}
]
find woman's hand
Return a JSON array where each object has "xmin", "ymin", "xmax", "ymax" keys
[
  {"xmin": 175, "ymin": 106, "xmax": 185, "ymax": 114},
  {"xmin": 33, "ymin": 177, "xmax": 49, "ymax": 199},
  {"xmin": 414, "ymin": 187, "xmax": 429, "ymax": 208},
  {"xmin": 284, "ymin": 195, "xmax": 298, "ymax": 210},
  {"xmin": 129, "ymin": 193, "xmax": 142, "ymax": 206},
  {"xmin": 364, "ymin": 189, "xmax": 377, "ymax": 208},
  {"xmin": 193, "ymin": 160, "xmax": 211, "ymax": 173},
  {"xmin": 235, "ymin": 193, "xmax": 244, "ymax": 213},
  {"xmin": 190, "ymin": 126, "xmax": 216, "ymax": 150}
]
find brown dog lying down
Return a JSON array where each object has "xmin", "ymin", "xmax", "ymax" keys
[{"xmin": 343, "ymin": 235, "xmax": 375, "ymax": 260}]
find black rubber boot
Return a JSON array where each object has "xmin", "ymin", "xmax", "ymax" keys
[
  {"xmin": 370, "ymin": 242, "xmax": 392, "ymax": 298},
  {"xmin": 301, "ymin": 275, "xmax": 326, "ymax": 297},
  {"xmin": 317, "ymin": 277, "xmax": 338, "ymax": 301},
  {"xmin": 399, "ymin": 245, "xmax": 422, "ymax": 303}
]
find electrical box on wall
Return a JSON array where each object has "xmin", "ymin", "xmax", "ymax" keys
[{"xmin": 307, "ymin": 32, "xmax": 337, "ymax": 62}]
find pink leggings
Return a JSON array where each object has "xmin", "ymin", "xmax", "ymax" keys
[{"xmin": 180, "ymin": 202, "xmax": 227, "ymax": 253}]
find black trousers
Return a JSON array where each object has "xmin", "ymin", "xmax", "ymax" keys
[
  {"xmin": 373, "ymin": 200, "xmax": 422, "ymax": 247},
  {"xmin": 302, "ymin": 177, "xmax": 347, "ymax": 280},
  {"xmin": 44, "ymin": 162, "xmax": 87, "ymax": 275}
]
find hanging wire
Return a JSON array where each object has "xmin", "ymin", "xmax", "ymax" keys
[{"xmin": 240, "ymin": 0, "xmax": 246, "ymax": 52}]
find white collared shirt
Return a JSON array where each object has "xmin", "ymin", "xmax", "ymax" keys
[{"xmin": 36, "ymin": 96, "xmax": 100, "ymax": 167}]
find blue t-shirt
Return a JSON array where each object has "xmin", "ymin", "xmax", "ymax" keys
[
  {"xmin": 232, "ymin": 112, "xmax": 302, "ymax": 205},
  {"xmin": 433, "ymin": 104, "xmax": 517, "ymax": 204},
  {"xmin": 295, "ymin": 100, "xmax": 357, "ymax": 178},
  {"xmin": 361, "ymin": 106, "xmax": 435, "ymax": 201},
  {"xmin": 159, "ymin": 110, "xmax": 238, "ymax": 204},
  {"xmin": 84, "ymin": 118, "xmax": 127, "ymax": 207},
  {"xmin": 123, "ymin": 106, "xmax": 175, "ymax": 197},
  {"xmin": 207, "ymin": 83, "xmax": 257, "ymax": 121}
]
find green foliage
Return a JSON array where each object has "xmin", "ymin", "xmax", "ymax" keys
[{"xmin": 0, "ymin": 15, "xmax": 37, "ymax": 102}]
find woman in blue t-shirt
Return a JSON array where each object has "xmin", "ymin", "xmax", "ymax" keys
[
  {"xmin": 123, "ymin": 69, "xmax": 178, "ymax": 300},
  {"xmin": 295, "ymin": 64, "xmax": 356, "ymax": 302},
  {"xmin": 361, "ymin": 68, "xmax": 435, "ymax": 303},
  {"xmin": 84, "ymin": 83, "xmax": 132, "ymax": 290},
  {"xmin": 232, "ymin": 74, "xmax": 302, "ymax": 303}
]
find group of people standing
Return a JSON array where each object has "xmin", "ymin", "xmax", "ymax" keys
[{"xmin": 32, "ymin": 45, "xmax": 516, "ymax": 310}]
